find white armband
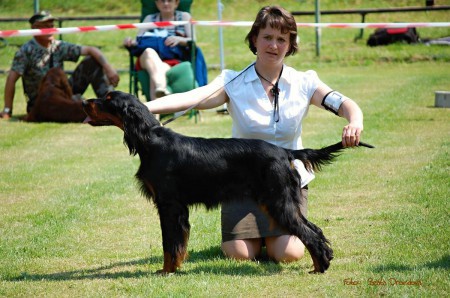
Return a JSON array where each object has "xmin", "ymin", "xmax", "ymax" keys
[{"xmin": 321, "ymin": 91, "xmax": 347, "ymax": 115}]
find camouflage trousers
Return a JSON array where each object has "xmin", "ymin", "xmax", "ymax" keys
[{"xmin": 68, "ymin": 56, "xmax": 113, "ymax": 99}]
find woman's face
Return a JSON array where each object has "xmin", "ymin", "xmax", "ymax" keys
[
  {"xmin": 253, "ymin": 26, "xmax": 290, "ymax": 65},
  {"xmin": 155, "ymin": 0, "xmax": 179, "ymax": 14}
]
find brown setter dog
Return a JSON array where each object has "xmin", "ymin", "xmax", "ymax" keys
[
  {"xmin": 25, "ymin": 68, "xmax": 86, "ymax": 122},
  {"xmin": 83, "ymin": 91, "xmax": 373, "ymax": 274}
]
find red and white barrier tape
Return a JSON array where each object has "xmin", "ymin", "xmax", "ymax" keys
[
  {"xmin": 1, "ymin": 21, "xmax": 449, "ymax": 38},
  {"xmin": 195, "ymin": 21, "xmax": 450, "ymax": 29}
]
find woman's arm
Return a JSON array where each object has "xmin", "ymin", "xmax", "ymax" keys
[
  {"xmin": 311, "ymin": 82, "xmax": 364, "ymax": 147},
  {"xmin": 146, "ymin": 76, "xmax": 228, "ymax": 114}
]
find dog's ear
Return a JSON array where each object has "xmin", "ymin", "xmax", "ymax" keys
[
  {"xmin": 122, "ymin": 104, "xmax": 152, "ymax": 156},
  {"xmin": 119, "ymin": 92, "xmax": 160, "ymax": 155},
  {"xmin": 122, "ymin": 106, "xmax": 140, "ymax": 156}
]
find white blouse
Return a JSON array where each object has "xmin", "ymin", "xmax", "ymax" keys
[{"xmin": 218, "ymin": 64, "xmax": 323, "ymax": 186}]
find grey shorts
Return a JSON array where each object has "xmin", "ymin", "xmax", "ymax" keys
[{"xmin": 221, "ymin": 186, "xmax": 308, "ymax": 242}]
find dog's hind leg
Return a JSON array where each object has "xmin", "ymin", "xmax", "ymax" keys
[
  {"xmin": 156, "ymin": 201, "xmax": 190, "ymax": 274},
  {"xmin": 263, "ymin": 192, "xmax": 333, "ymax": 273},
  {"xmin": 298, "ymin": 214, "xmax": 334, "ymax": 273}
]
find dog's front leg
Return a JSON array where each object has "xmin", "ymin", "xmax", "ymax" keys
[{"xmin": 156, "ymin": 202, "xmax": 190, "ymax": 274}]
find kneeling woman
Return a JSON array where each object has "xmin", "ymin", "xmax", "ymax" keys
[{"xmin": 145, "ymin": 5, "xmax": 365, "ymax": 263}]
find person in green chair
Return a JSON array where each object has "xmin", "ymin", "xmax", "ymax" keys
[{"xmin": 124, "ymin": 0, "xmax": 193, "ymax": 101}]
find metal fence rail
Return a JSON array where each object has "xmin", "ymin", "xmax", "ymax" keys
[{"xmin": 291, "ymin": 5, "xmax": 450, "ymax": 41}]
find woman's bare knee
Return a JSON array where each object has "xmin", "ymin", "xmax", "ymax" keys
[
  {"xmin": 139, "ymin": 49, "xmax": 169, "ymax": 72},
  {"xmin": 266, "ymin": 235, "xmax": 305, "ymax": 263},
  {"xmin": 140, "ymin": 48, "xmax": 159, "ymax": 60},
  {"xmin": 221, "ymin": 239, "xmax": 262, "ymax": 260}
]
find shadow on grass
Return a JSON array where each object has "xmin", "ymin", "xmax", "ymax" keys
[
  {"xmin": 10, "ymin": 256, "xmax": 158, "ymax": 281},
  {"xmin": 7, "ymin": 246, "xmax": 293, "ymax": 281},
  {"xmin": 372, "ymin": 254, "xmax": 449, "ymax": 272},
  {"xmin": 182, "ymin": 246, "xmax": 291, "ymax": 276}
]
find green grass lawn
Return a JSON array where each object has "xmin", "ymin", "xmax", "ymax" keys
[{"xmin": 1, "ymin": 1, "xmax": 449, "ymax": 297}]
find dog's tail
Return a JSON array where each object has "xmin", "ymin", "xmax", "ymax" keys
[{"xmin": 292, "ymin": 141, "xmax": 374, "ymax": 172}]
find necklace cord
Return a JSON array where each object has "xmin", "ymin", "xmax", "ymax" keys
[{"xmin": 255, "ymin": 66, "xmax": 283, "ymax": 123}]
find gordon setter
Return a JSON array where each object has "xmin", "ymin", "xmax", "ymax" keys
[
  {"xmin": 82, "ymin": 91, "xmax": 373, "ymax": 274},
  {"xmin": 25, "ymin": 68, "xmax": 86, "ymax": 123}
]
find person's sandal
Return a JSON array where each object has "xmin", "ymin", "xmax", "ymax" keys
[
  {"xmin": 0, "ymin": 108, "xmax": 12, "ymax": 119},
  {"xmin": 155, "ymin": 87, "xmax": 171, "ymax": 98}
]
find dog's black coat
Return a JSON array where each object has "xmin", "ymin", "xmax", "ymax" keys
[{"xmin": 83, "ymin": 91, "xmax": 373, "ymax": 274}]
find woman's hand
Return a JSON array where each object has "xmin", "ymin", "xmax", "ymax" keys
[
  {"xmin": 342, "ymin": 121, "xmax": 363, "ymax": 147},
  {"xmin": 164, "ymin": 36, "xmax": 185, "ymax": 47},
  {"xmin": 123, "ymin": 37, "xmax": 136, "ymax": 47}
]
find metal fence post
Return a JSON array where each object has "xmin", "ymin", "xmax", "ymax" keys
[
  {"xmin": 315, "ymin": 0, "xmax": 321, "ymax": 57},
  {"xmin": 34, "ymin": 0, "xmax": 40, "ymax": 13}
]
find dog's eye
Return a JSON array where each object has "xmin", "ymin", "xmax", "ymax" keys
[{"xmin": 106, "ymin": 95, "xmax": 111, "ymax": 101}]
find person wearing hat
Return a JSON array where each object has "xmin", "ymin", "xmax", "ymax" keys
[{"xmin": 0, "ymin": 11, "xmax": 120, "ymax": 120}]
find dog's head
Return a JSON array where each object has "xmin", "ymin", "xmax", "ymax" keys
[
  {"xmin": 82, "ymin": 91, "xmax": 159, "ymax": 130},
  {"xmin": 83, "ymin": 91, "xmax": 161, "ymax": 156}
]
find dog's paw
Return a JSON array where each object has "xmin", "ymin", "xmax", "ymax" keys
[
  {"xmin": 309, "ymin": 244, "xmax": 332, "ymax": 273},
  {"xmin": 309, "ymin": 259, "xmax": 330, "ymax": 274},
  {"xmin": 309, "ymin": 269, "xmax": 324, "ymax": 274},
  {"xmin": 155, "ymin": 269, "xmax": 176, "ymax": 276}
]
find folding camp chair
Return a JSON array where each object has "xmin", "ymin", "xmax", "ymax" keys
[{"xmin": 127, "ymin": 0, "xmax": 198, "ymax": 114}]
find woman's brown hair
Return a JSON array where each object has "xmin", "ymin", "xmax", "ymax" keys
[{"xmin": 245, "ymin": 6, "xmax": 298, "ymax": 57}]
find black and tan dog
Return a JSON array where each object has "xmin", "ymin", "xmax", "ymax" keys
[{"xmin": 83, "ymin": 91, "xmax": 373, "ymax": 274}]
